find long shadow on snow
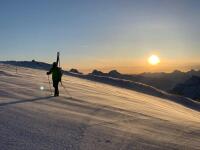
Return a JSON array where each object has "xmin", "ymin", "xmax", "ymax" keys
[
  {"xmin": 0, "ymin": 95, "xmax": 153, "ymax": 123},
  {"xmin": 36, "ymin": 96, "xmax": 173, "ymax": 126},
  {"xmin": 0, "ymin": 96, "xmax": 53, "ymax": 107},
  {"xmin": 0, "ymin": 96, "xmax": 157, "ymax": 129}
]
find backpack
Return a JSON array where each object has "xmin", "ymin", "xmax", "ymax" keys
[{"xmin": 57, "ymin": 67, "xmax": 63, "ymax": 82}]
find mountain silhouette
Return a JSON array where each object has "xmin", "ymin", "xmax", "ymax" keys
[{"xmin": 172, "ymin": 76, "xmax": 200, "ymax": 101}]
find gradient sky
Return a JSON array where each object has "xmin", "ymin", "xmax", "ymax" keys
[{"xmin": 0, "ymin": 0, "xmax": 200, "ymax": 73}]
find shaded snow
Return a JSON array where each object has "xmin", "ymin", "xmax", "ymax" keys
[{"xmin": 0, "ymin": 64, "xmax": 200, "ymax": 150}]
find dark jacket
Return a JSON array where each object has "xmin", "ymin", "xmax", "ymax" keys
[{"xmin": 47, "ymin": 67, "xmax": 61, "ymax": 82}]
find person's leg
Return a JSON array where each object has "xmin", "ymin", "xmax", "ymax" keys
[
  {"xmin": 55, "ymin": 85, "xmax": 58, "ymax": 96},
  {"xmin": 57, "ymin": 82, "xmax": 59, "ymax": 96},
  {"xmin": 53, "ymin": 80, "xmax": 59, "ymax": 96},
  {"xmin": 55, "ymin": 82, "xmax": 59, "ymax": 96},
  {"xmin": 53, "ymin": 81, "xmax": 58, "ymax": 96}
]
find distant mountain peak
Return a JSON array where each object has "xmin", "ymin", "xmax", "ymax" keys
[
  {"xmin": 108, "ymin": 70, "xmax": 121, "ymax": 76},
  {"xmin": 91, "ymin": 69, "xmax": 104, "ymax": 76}
]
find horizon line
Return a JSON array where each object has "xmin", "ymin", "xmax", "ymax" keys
[{"xmin": 1, "ymin": 60, "xmax": 200, "ymax": 75}]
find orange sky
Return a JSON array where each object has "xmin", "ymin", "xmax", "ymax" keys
[{"xmin": 61, "ymin": 57, "xmax": 200, "ymax": 74}]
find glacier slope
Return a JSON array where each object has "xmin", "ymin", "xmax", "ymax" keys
[{"xmin": 0, "ymin": 64, "xmax": 200, "ymax": 150}]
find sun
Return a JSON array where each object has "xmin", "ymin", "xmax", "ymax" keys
[{"xmin": 148, "ymin": 55, "xmax": 160, "ymax": 65}]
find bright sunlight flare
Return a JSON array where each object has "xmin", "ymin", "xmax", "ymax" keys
[{"xmin": 148, "ymin": 55, "xmax": 160, "ymax": 65}]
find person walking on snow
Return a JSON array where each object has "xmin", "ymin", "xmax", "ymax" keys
[{"xmin": 47, "ymin": 62, "xmax": 61, "ymax": 96}]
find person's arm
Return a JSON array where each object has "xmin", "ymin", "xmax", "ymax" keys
[{"xmin": 46, "ymin": 68, "xmax": 52, "ymax": 75}]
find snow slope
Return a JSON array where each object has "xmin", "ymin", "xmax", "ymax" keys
[{"xmin": 0, "ymin": 64, "xmax": 200, "ymax": 150}]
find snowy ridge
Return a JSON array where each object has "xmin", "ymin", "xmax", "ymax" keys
[
  {"xmin": 0, "ymin": 60, "xmax": 51, "ymax": 71},
  {"xmin": 0, "ymin": 64, "xmax": 200, "ymax": 149}
]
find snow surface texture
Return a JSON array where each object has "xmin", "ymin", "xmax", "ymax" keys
[{"xmin": 0, "ymin": 64, "xmax": 200, "ymax": 150}]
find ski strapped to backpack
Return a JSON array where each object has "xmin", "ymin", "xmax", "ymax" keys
[
  {"xmin": 56, "ymin": 52, "xmax": 72, "ymax": 98},
  {"xmin": 56, "ymin": 52, "xmax": 63, "ymax": 82}
]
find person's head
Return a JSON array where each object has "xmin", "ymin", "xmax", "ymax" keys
[{"xmin": 52, "ymin": 62, "xmax": 57, "ymax": 68}]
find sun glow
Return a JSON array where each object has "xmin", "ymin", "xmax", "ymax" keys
[{"xmin": 148, "ymin": 55, "xmax": 160, "ymax": 65}]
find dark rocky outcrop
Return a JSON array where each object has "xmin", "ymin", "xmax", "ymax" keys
[{"xmin": 69, "ymin": 68, "xmax": 82, "ymax": 74}]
